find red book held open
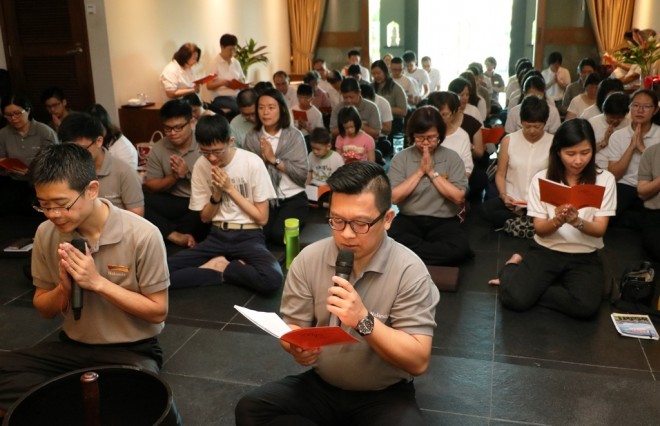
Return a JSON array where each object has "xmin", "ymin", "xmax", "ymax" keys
[
  {"xmin": 293, "ymin": 110, "xmax": 308, "ymax": 122},
  {"xmin": 194, "ymin": 74, "xmax": 218, "ymax": 85},
  {"xmin": 538, "ymin": 178, "xmax": 605, "ymax": 209},
  {"xmin": 234, "ymin": 305, "xmax": 359, "ymax": 350},
  {"xmin": 0, "ymin": 157, "xmax": 28, "ymax": 174}
]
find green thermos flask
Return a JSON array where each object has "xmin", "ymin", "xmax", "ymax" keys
[{"xmin": 284, "ymin": 218, "xmax": 300, "ymax": 269}]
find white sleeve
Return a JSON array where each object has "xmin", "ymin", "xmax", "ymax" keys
[{"xmin": 189, "ymin": 157, "xmax": 212, "ymax": 211}]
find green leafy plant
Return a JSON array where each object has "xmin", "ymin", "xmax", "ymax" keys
[
  {"xmin": 235, "ymin": 38, "xmax": 269, "ymax": 75},
  {"xmin": 613, "ymin": 29, "xmax": 660, "ymax": 78}
]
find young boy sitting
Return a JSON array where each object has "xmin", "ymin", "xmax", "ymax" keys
[
  {"xmin": 306, "ymin": 127, "xmax": 344, "ymax": 186},
  {"xmin": 292, "ymin": 83, "xmax": 324, "ymax": 138}
]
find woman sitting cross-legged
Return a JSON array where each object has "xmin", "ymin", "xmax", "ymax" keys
[
  {"xmin": 388, "ymin": 105, "xmax": 472, "ymax": 266},
  {"xmin": 488, "ymin": 119, "xmax": 617, "ymax": 319}
]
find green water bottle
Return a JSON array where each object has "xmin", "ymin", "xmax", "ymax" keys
[{"xmin": 284, "ymin": 218, "xmax": 300, "ymax": 269}]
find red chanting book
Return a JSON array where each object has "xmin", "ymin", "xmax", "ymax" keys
[
  {"xmin": 228, "ymin": 79, "xmax": 249, "ymax": 90},
  {"xmin": 538, "ymin": 178, "xmax": 605, "ymax": 209},
  {"xmin": 293, "ymin": 109, "xmax": 308, "ymax": 122},
  {"xmin": 0, "ymin": 157, "xmax": 28, "ymax": 174},
  {"xmin": 194, "ymin": 74, "xmax": 218, "ymax": 85},
  {"xmin": 234, "ymin": 305, "xmax": 359, "ymax": 350}
]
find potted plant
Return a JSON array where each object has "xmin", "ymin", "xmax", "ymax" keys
[
  {"xmin": 613, "ymin": 29, "xmax": 660, "ymax": 81},
  {"xmin": 235, "ymin": 38, "xmax": 269, "ymax": 76}
]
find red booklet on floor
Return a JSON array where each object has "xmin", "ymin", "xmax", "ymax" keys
[
  {"xmin": 538, "ymin": 178, "xmax": 605, "ymax": 209},
  {"xmin": 0, "ymin": 157, "xmax": 28, "ymax": 174}
]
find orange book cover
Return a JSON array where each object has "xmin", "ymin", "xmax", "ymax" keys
[
  {"xmin": 281, "ymin": 326, "xmax": 359, "ymax": 350},
  {"xmin": 293, "ymin": 109, "xmax": 308, "ymax": 122},
  {"xmin": 228, "ymin": 79, "xmax": 249, "ymax": 90},
  {"xmin": 0, "ymin": 157, "xmax": 28, "ymax": 174},
  {"xmin": 194, "ymin": 74, "xmax": 218, "ymax": 85},
  {"xmin": 538, "ymin": 178, "xmax": 605, "ymax": 209}
]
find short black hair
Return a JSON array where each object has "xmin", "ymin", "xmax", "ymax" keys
[
  {"xmin": 602, "ymin": 92, "xmax": 629, "ymax": 116},
  {"xmin": 310, "ymin": 127, "xmax": 331, "ymax": 145},
  {"xmin": 160, "ymin": 99, "xmax": 193, "ymax": 121},
  {"xmin": 2, "ymin": 94, "xmax": 33, "ymax": 119},
  {"xmin": 359, "ymin": 82, "xmax": 375, "ymax": 101},
  {"xmin": 595, "ymin": 78, "xmax": 625, "ymax": 110},
  {"xmin": 237, "ymin": 88, "xmax": 258, "ymax": 107},
  {"xmin": 273, "ymin": 70, "xmax": 289, "ymax": 82},
  {"xmin": 327, "ymin": 70, "xmax": 344, "ymax": 84},
  {"xmin": 337, "ymin": 106, "xmax": 362, "ymax": 137},
  {"xmin": 41, "ymin": 86, "xmax": 66, "ymax": 103},
  {"xmin": 577, "ymin": 57, "xmax": 597, "ymax": 71},
  {"xmin": 327, "ymin": 161, "xmax": 391, "ymax": 213},
  {"xmin": 172, "ymin": 43, "xmax": 201, "ymax": 67},
  {"xmin": 406, "ymin": 105, "xmax": 446, "ymax": 145},
  {"xmin": 303, "ymin": 71, "xmax": 321, "ymax": 84},
  {"xmin": 182, "ymin": 93, "xmax": 203, "ymax": 107},
  {"xmin": 427, "ymin": 91, "xmax": 460, "ymax": 113},
  {"xmin": 347, "ymin": 50, "xmax": 360, "ymax": 58},
  {"xmin": 583, "ymin": 72, "xmax": 601, "ymax": 89},
  {"xmin": 253, "ymin": 81, "xmax": 274, "ymax": 96},
  {"xmin": 58, "ymin": 112, "xmax": 104, "ymax": 143},
  {"xmin": 347, "ymin": 64, "xmax": 362, "ymax": 77},
  {"xmin": 520, "ymin": 95, "xmax": 549, "ymax": 123},
  {"xmin": 340, "ymin": 77, "xmax": 361, "ymax": 94},
  {"xmin": 391, "ymin": 57, "xmax": 404, "ymax": 66},
  {"xmin": 547, "ymin": 51, "xmax": 563, "ymax": 65},
  {"xmin": 220, "ymin": 34, "xmax": 238, "ymax": 47},
  {"xmin": 30, "ymin": 143, "xmax": 96, "ymax": 192},
  {"xmin": 195, "ymin": 114, "xmax": 231, "ymax": 146},
  {"xmin": 402, "ymin": 51, "xmax": 417, "ymax": 64},
  {"xmin": 297, "ymin": 83, "xmax": 314, "ymax": 97}
]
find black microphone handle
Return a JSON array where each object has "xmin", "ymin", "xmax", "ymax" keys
[{"xmin": 70, "ymin": 239, "xmax": 87, "ymax": 321}]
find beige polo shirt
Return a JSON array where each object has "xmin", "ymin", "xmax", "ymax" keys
[
  {"xmin": 97, "ymin": 149, "xmax": 144, "ymax": 210},
  {"xmin": 31, "ymin": 199, "xmax": 169, "ymax": 344},
  {"xmin": 146, "ymin": 136, "xmax": 199, "ymax": 198}
]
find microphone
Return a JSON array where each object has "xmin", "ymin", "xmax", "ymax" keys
[
  {"xmin": 329, "ymin": 250, "xmax": 354, "ymax": 327},
  {"xmin": 69, "ymin": 238, "xmax": 88, "ymax": 321}
]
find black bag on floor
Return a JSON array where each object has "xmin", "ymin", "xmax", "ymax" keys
[{"xmin": 612, "ymin": 261, "xmax": 660, "ymax": 321}]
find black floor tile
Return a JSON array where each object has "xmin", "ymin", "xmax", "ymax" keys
[
  {"xmin": 163, "ymin": 329, "xmax": 305, "ymax": 385},
  {"xmin": 490, "ymin": 361, "xmax": 660, "ymax": 425},
  {"xmin": 162, "ymin": 373, "xmax": 253, "ymax": 426},
  {"xmin": 0, "ymin": 258, "xmax": 33, "ymax": 299},
  {"xmin": 0, "ymin": 305, "xmax": 62, "ymax": 350},
  {"xmin": 433, "ymin": 292, "xmax": 496, "ymax": 354},
  {"xmin": 456, "ymin": 253, "xmax": 500, "ymax": 293},
  {"xmin": 421, "ymin": 410, "xmax": 490, "ymax": 425},
  {"xmin": 168, "ymin": 285, "xmax": 254, "ymax": 324}
]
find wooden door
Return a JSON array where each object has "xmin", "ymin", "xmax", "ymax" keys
[{"xmin": 0, "ymin": 0, "xmax": 95, "ymax": 123}]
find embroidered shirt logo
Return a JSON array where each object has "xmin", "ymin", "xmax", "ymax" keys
[{"xmin": 107, "ymin": 264, "xmax": 129, "ymax": 276}]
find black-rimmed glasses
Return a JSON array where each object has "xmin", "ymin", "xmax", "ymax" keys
[
  {"xmin": 33, "ymin": 190, "xmax": 85, "ymax": 215},
  {"xmin": 327, "ymin": 210, "xmax": 387, "ymax": 234}
]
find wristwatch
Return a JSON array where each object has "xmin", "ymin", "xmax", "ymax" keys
[
  {"xmin": 575, "ymin": 219, "xmax": 585, "ymax": 231},
  {"xmin": 355, "ymin": 312, "xmax": 374, "ymax": 336},
  {"xmin": 274, "ymin": 158, "xmax": 282, "ymax": 166},
  {"xmin": 432, "ymin": 171, "xmax": 440, "ymax": 180},
  {"xmin": 209, "ymin": 195, "xmax": 221, "ymax": 205}
]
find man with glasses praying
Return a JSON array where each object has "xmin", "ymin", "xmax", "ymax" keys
[
  {"xmin": 236, "ymin": 161, "xmax": 439, "ymax": 426},
  {"xmin": 40, "ymin": 86, "xmax": 72, "ymax": 131},
  {"xmin": 388, "ymin": 106, "xmax": 472, "ymax": 266},
  {"xmin": 143, "ymin": 99, "xmax": 205, "ymax": 247},
  {"xmin": 58, "ymin": 112, "xmax": 144, "ymax": 217},
  {"xmin": 166, "ymin": 114, "xmax": 283, "ymax": 294},
  {"xmin": 0, "ymin": 143, "xmax": 170, "ymax": 419}
]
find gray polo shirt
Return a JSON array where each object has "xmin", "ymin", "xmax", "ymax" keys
[
  {"xmin": 97, "ymin": 149, "xmax": 144, "ymax": 210},
  {"xmin": 0, "ymin": 119, "xmax": 57, "ymax": 178},
  {"xmin": 31, "ymin": 199, "xmax": 169, "ymax": 344},
  {"xmin": 145, "ymin": 136, "xmax": 199, "ymax": 198},
  {"xmin": 329, "ymin": 98, "xmax": 382, "ymax": 134},
  {"xmin": 281, "ymin": 236, "xmax": 439, "ymax": 391},
  {"xmin": 389, "ymin": 145, "xmax": 468, "ymax": 217},
  {"xmin": 638, "ymin": 143, "xmax": 660, "ymax": 210}
]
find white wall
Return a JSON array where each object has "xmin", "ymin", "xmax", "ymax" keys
[
  {"xmin": 633, "ymin": 0, "xmax": 660, "ymax": 31},
  {"xmin": 98, "ymin": 0, "xmax": 291, "ymax": 114}
]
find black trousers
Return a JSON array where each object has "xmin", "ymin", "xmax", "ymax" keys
[
  {"xmin": 642, "ymin": 208, "xmax": 660, "ymax": 262},
  {"xmin": 499, "ymin": 243, "xmax": 603, "ymax": 319},
  {"xmin": 234, "ymin": 370, "xmax": 425, "ymax": 426},
  {"xmin": 481, "ymin": 197, "xmax": 518, "ymax": 228},
  {"xmin": 388, "ymin": 214, "xmax": 472, "ymax": 266},
  {"xmin": 144, "ymin": 192, "xmax": 208, "ymax": 242},
  {"xmin": 265, "ymin": 191, "xmax": 309, "ymax": 247}
]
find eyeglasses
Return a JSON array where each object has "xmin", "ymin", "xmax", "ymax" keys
[
  {"xmin": 4, "ymin": 110, "xmax": 26, "ymax": 119},
  {"xmin": 328, "ymin": 210, "xmax": 387, "ymax": 234},
  {"xmin": 413, "ymin": 134, "xmax": 440, "ymax": 144},
  {"xmin": 33, "ymin": 189, "xmax": 85, "ymax": 215},
  {"xmin": 199, "ymin": 148, "xmax": 227, "ymax": 157},
  {"xmin": 630, "ymin": 103, "xmax": 656, "ymax": 111},
  {"xmin": 45, "ymin": 101, "xmax": 62, "ymax": 111},
  {"xmin": 163, "ymin": 121, "xmax": 190, "ymax": 133}
]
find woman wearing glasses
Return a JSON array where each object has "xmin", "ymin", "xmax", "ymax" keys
[
  {"xmin": 387, "ymin": 106, "xmax": 472, "ymax": 266},
  {"xmin": 0, "ymin": 95, "xmax": 58, "ymax": 215},
  {"xmin": 244, "ymin": 88, "xmax": 309, "ymax": 246},
  {"xmin": 596, "ymin": 88, "xmax": 660, "ymax": 227}
]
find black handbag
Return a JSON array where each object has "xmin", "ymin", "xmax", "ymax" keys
[{"xmin": 619, "ymin": 261, "xmax": 655, "ymax": 306}]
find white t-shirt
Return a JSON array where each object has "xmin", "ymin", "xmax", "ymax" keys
[
  {"xmin": 209, "ymin": 55, "xmax": 245, "ymax": 97},
  {"xmin": 441, "ymin": 127, "xmax": 474, "ymax": 174},
  {"xmin": 527, "ymin": 169, "xmax": 617, "ymax": 253},
  {"xmin": 160, "ymin": 60, "xmax": 195, "ymax": 97},
  {"xmin": 596, "ymin": 124, "xmax": 660, "ymax": 186},
  {"xmin": 291, "ymin": 105, "xmax": 324, "ymax": 136},
  {"xmin": 405, "ymin": 68, "xmax": 430, "ymax": 96},
  {"xmin": 189, "ymin": 148, "xmax": 276, "ymax": 223},
  {"xmin": 579, "ymin": 104, "xmax": 600, "ymax": 120},
  {"xmin": 109, "ymin": 134, "xmax": 138, "ymax": 170},
  {"xmin": 392, "ymin": 75, "xmax": 416, "ymax": 98},
  {"xmin": 464, "ymin": 104, "xmax": 483, "ymax": 125},
  {"xmin": 567, "ymin": 94, "xmax": 593, "ymax": 118},
  {"xmin": 308, "ymin": 150, "xmax": 344, "ymax": 184},
  {"xmin": 374, "ymin": 94, "xmax": 393, "ymax": 134},
  {"xmin": 588, "ymin": 114, "xmax": 630, "ymax": 154},
  {"xmin": 541, "ymin": 66, "xmax": 571, "ymax": 101},
  {"xmin": 427, "ymin": 68, "xmax": 441, "ymax": 91}
]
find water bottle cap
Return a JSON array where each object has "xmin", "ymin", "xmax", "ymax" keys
[{"xmin": 284, "ymin": 218, "xmax": 299, "ymax": 229}]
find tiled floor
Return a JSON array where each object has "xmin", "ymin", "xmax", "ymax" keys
[{"xmin": 1, "ymin": 205, "xmax": 660, "ymax": 425}]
